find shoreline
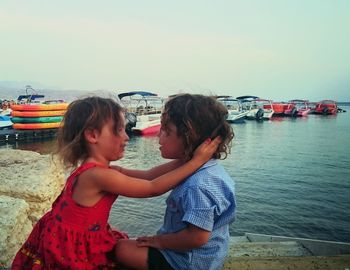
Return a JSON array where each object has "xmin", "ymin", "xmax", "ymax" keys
[{"xmin": 1, "ymin": 149, "xmax": 350, "ymax": 269}]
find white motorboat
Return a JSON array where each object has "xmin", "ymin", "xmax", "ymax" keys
[
  {"xmin": 216, "ymin": 96, "xmax": 249, "ymax": 123},
  {"xmin": 117, "ymin": 91, "xmax": 164, "ymax": 136},
  {"xmin": 238, "ymin": 97, "xmax": 274, "ymax": 120}
]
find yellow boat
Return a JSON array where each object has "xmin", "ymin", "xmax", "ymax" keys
[
  {"xmin": 11, "ymin": 110, "xmax": 66, "ymax": 117},
  {"xmin": 12, "ymin": 122, "xmax": 61, "ymax": 130},
  {"xmin": 10, "ymin": 103, "xmax": 69, "ymax": 111}
]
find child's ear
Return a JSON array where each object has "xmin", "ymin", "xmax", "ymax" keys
[{"xmin": 84, "ymin": 128, "xmax": 99, "ymax": 143}]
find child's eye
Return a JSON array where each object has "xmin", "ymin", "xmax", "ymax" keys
[{"xmin": 160, "ymin": 127, "xmax": 170, "ymax": 136}]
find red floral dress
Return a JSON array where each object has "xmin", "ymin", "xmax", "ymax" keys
[{"xmin": 11, "ymin": 162, "xmax": 128, "ymax": 270}]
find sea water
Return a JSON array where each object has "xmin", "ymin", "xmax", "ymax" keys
[{"xmin": 2, "ymin": 108, "xmax": 350, "ymax": 242}]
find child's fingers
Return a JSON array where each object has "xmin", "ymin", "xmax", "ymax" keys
[
  {"xmin": 205, "ymin": 136, "xmax": 221, "ymax": 151},
  {"xmin": 136, "ymin": 236, "xmax": 148, "ymax": 242},
  {"xmin": 193, "ymin": 135, "xmax": 221, "ymax": 159},
  {"xmin": 211, "ymin": 136, "xmax": 222, "ymax": 145},
  {"xmin": 136, "ymin": 236, "xmax": 149, "ymax": 247},
  {"xmin": 136, "ymin": 241, "xmax": 150, "ymax": 247},
  {"xmin": 136, "ymin": 236, "xmax": 155, "ymax": 247}
]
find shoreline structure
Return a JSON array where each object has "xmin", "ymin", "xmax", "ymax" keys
[{"xmin": 0, "ymin": 149, "xmax": 349, "ymax": 269}]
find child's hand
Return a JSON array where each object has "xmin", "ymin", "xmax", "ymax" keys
[
  {"xmin": 192, "ymin": 136, "xmax": 221, "ymax": 163},
  {"xmin": 136, "ymin": 235, "xmax": 162, "ymax": 249}
]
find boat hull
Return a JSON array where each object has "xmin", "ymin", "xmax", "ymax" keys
[
  {"xmin": 12, "ymin": 122, "xmax": 61, "ymax": 130},
  {"xmin": 132, "ymin": 123, "xmax": 161, "ymax": 136},
  {"xmin": 131, "ymin": 113, "xmax": 161, "ymax": 136},
  {"xmin": 11, "ymin": 116, "xmax": 63, "ymax": 123},
  {"xmin": 10, "ymin": 103, "xmax": 68, "ymax": 111},
  {"xmin": 297, "ymin": 108, "xmax": 311, "ymax": 116},
  {"xmin": 11, "ymin": 110, "xmax": 66, "ymax": 117},
  {"xmin": 226, "ymin": 111, "xmax": 249, "ymax": 123}
]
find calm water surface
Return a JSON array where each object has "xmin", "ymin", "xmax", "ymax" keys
[{"xmin": 2, "ymin": 109, "xmax": 350, "ymax": 242}]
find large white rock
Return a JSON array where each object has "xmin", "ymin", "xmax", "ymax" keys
[
  {"xmin": 0, "ymin": 149, "xmax": 65, "ymax": 268},
  {"xmin": 0, "ymin": 195, "xmax": 32, "ymax": 268},
  {"xmin": 0, "ymin": 149, "xmax": 65, "ymax": 221}
]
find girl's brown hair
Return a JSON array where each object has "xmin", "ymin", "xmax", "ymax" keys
[
  {"xmin": 162, "ymin": 94, "xmax": 234, "ymax": 161},
  {"xmin": 55, "ymin": 96, "xmax": 123, "ymax": 169}
]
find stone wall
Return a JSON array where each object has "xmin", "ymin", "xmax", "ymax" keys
[{"xmin": 0, "ymin": 149, "xmax": 65, "ymax": 268}]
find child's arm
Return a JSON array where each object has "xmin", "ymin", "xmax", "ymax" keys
[
  {"xmin": 110, "ymin": 159, "xmax": 184, "ymax": 180},
  {"xmin": 136, "ymin": 224, "xmax": 210, "ymax": 251},
  {"xmin": 91, "ymin": 137, "xmax": 220, "ymax": 198}
]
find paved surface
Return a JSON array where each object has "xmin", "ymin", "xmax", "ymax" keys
[{"xmin": 223, "ymin": 255, "xmax": 350, "ymax": 270}]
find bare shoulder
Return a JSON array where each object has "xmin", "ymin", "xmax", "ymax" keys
[{"xmin": 77, "ymin": 166, "xmax": 113, "ymax": 186}]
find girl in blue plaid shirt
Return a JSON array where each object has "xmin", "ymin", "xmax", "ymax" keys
[{"xmin": 115, "ymin": 94, "xmax": 236, "ymax": 270}]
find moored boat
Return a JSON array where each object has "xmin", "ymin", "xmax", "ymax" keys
[
  {"xmin": 9, "ymin": 86, "xmax": 67, "ymax": 130},
  {"xmin": 11, "ymin": 110, "xmax": 66, "ymax": 117},
  {"xmin": 243, "ymin": 98, "xmax": 274, "ymax": 120},
  {"xmin": 216, "ymin": 96, "xmax": 249, "ymax": 123},
  {"xmin": 314, "ymin": 100, "xmax": 338, "ymax": 115},
  {"xmin": 307, "ymin": 101, "xmax": 318, "ymax": 114},
  {"xmin": 11, "ymin": 116, "xmax": 63, "ymax": 123},
  {"xmin": 117, "ymin": 91, "xmax": 164, "ymax": 136},
  {"xmin": 285, "ymin": 100, "xmax": 311, "ymax": 117},
  {"xmin": 271, "ymin": 102, "xmax": 288, "ymax": 116},
  {"xmin": 131, "ymin": 113, "xmax": 161, "ymax": 136},
  {"xmin": 12, "ymin": 122, "xmax": 61, "ymax": 130},
  {"xmin": 10, "ymin": 102, "xmax": 68, "ymax": 111}
]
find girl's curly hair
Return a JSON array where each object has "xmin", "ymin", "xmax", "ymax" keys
[{"xmin": 161, "ymin": 94, "xmax": 234, "ymax": 161}]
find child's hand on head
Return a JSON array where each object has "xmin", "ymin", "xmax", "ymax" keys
[
  {"xmin": 192, "ymin": 136, "xmax": 221, "ymax": 163},
  {"xmin": 136, "ymin": 235, "xmax": 163, "ymax": 249}
]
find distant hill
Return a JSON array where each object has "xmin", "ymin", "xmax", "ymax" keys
[
  {"xmin": 0, "ymin": 81, "xmax": 116, "ymax": 102},
  {"xmin": 337, "ymin": 102, "xmax": 350, "ymax": 106}
]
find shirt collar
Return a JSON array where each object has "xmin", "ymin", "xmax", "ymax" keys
[{"xmin": 198, "ymin": 158, "xmax": 217, "ymax": 171}]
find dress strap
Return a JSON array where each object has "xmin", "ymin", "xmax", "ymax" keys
[{"xmin": 65, "ymin": 162, "xmax": 107, "ymax": 195}]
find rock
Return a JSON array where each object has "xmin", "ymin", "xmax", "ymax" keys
[
  {"xmin": 0, "ymin": 195, "xmax": 32, "ymax": 268},
  {"xmin": 0, "ymin": 149, "xmax": 65, "ymax": 222},
  {"xmin": 0, "ymin": 149, "xmax": 65, "ymax": 268}
]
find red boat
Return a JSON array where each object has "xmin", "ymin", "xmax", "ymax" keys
[
  {"xmin": 314, "ymin": 100, "xmax": 338, "ymax": 115},
  {"xmin": 284, "ymin": 100, "xmax": 311, "ymax": 117},
  {"xmin": 270, "ymin": 102, "xmax": 285, "ymax": 115},
  {"xmin": 307, "ymin": 102, "xmax": 318, "ymax": 114},
  {"xmin": 270, "ymin": 102, "xmax": 294, "ymax": 116}
]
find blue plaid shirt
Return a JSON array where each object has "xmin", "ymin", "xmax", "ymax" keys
[{"xmin": 158, "ymin": 159, "xmax": 236, "ymax": 270}]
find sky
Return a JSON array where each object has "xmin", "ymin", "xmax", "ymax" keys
[{"xmin": 1, "ymin": 0, "xmax": 350, "ymax": 101}]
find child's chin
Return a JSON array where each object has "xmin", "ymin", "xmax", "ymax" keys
[
  {"xmin": 117, "ymin": 153, "xmax": 124, "ymax": 160},
  {"xmin": 161, "ymin": 153, "xmax": 177, "ymax": 160},
  {"xmin": 160, "ymin": 152, "xmax": 169, "ymax": 159}
]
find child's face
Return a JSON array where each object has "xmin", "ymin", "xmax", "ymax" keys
[
  {"xmin": 98, "ymin": 112, "xmax": 129, "ymax": 161},
  {"xmin": 158, "ymin": 122, "xmax": 185, "ymax": 160}
]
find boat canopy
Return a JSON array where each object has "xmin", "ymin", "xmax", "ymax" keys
[
  {"xmin": 118, "ymin": 91, "xmax": 157, "ymax": 100},
  {"xmin": 236, "ymin": 95, "xmax": 259, "ymax": 100},
  {"xmin": 217, "ymin": 97, "xmax": 239, "ymax": 102},
  {"xmin": 216, "ymin": 95, "xmax": 232, "ymax": 99},
  {"xmin": 17, "ymin": 94, "xmax": 45, "ymax": 102}
]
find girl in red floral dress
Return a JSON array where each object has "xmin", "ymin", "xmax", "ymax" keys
[{"xmin": 11, "ymin": 96, "xmax": 220, "ymax": 270}]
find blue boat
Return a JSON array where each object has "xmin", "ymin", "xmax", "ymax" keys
[{"xmin": 0, "ymin": 115, "xmax": 13, "ymax": 130}]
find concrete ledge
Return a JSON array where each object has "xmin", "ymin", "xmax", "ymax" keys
[
  {"xmin": 245, "ymin": 233, "xmax": 350, "ymax": 256},
  {"xmin": 223, "ymin": 254, "xmax": 350, "ymax": 270}
]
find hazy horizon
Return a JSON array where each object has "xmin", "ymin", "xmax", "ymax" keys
[{"xmin": 1, "ymin": 1, "xmax": 349, "ymax": 101}]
